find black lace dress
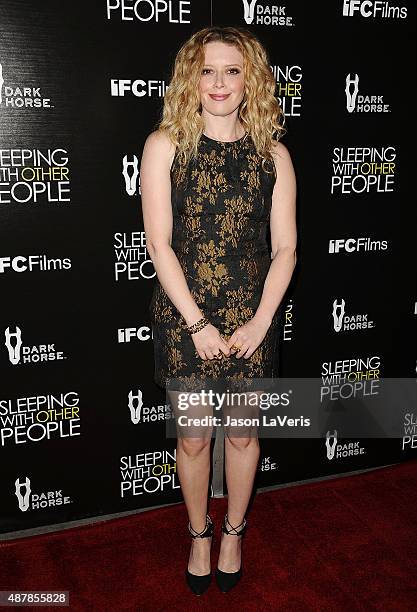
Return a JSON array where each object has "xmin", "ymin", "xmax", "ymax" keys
[{"xmin": 149, "ymin": 132, "xmax": 281, "ymax": 392}]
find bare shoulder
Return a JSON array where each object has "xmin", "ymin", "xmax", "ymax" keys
[
  {"xmin": 142, "ymin": 129, "xmax": 176, "ymax": 168},
  {"xmin": 271, "ymin": 140, "xmax": 292, "ymax": 162},
  {"xmin": 271, "ymin": 140, "xmax": 296, "ymax": 177},
  {"xmin": 145, "ymin": 128, "xmax": 174, "ymax": 148}
]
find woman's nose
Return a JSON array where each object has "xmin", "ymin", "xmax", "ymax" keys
[{"xmin": 214, "ymin": 73, "xmax": 225, "ymax": 87}]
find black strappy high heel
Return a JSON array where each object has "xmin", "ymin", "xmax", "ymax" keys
[
  {"xmin": 215, "ymin": 514, "xmax": 247, "ymax": 593},
  {"xmin": 185, "ymin": 514, "xmax": 214, "ymax": 595}
]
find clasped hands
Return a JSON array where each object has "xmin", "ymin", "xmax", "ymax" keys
[{"xmin": 192, "ymin": 315, "xmax": 271, "ymax": 361}]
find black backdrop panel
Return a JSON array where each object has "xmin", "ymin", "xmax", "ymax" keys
[{"xmin": 0, "ymin": 0, "xmax": 415, "ymax": 534}]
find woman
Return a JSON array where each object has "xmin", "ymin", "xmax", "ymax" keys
[{"xmin": 140, "ymin": 26, "xmax": 297, "ymax": 595}]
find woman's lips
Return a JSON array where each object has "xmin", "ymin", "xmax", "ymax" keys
[{"xmin": 209, "ymin": 94, "xmax": 230, "ymax": 100}]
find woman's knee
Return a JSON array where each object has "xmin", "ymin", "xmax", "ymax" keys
[
  {"xmin": 224, "ymin": 434, "xmax": 259, "ymax": 450},
  {"xmin": 177, "ymin": 436, "xmax": 211, "ymax": 457}
]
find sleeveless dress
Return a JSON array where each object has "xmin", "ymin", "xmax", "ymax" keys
[{"xmin": 149, "ymin": 131, "xmax": 281, "ymax": 392}]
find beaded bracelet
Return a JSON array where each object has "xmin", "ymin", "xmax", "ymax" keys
[{"xmin": 187, "ymin": 316, "xmax": 210, "ymax": 334}]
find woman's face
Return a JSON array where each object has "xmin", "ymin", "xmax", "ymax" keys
[{"xmin": 198, "ymin": 41, "xmax": 245, "ymax": 118}]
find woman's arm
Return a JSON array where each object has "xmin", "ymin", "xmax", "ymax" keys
[
  {"xmin": 253, "ymin": 141, "xmax": 297, "ymax": 327},
  {"xmin": 140, "ymin": 130, "xmax": 203, "ymax": 327}
]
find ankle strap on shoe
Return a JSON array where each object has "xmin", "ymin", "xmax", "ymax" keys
[
  {"xmin": 221, "ymin": 514, "xmax": 247, "ymax": 536},
  {"xmin": 188, "ymin": 514, "xmax": 214, "ymax": 539}
]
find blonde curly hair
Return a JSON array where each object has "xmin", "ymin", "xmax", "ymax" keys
[{"xmin": 155, "ymin": 26, "xmax": 286, "ymax": 173}]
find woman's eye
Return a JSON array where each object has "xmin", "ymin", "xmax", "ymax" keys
[{"xmin": 202, "ymin": 68, "xmax": 240, "ymax": 75}]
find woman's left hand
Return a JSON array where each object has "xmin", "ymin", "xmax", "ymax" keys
[{"xmin": 225, "ymin": 315, "xmax": 272, "ymax": 359}]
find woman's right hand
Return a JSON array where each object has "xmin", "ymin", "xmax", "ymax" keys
[{"xmin": 191, "ymin": 323, "xmax": 231, "ymax": 360}]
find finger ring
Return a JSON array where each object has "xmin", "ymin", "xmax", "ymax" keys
[{"xmin": 232, "ymin": 344, "xmax": 241, "ymax": 350}]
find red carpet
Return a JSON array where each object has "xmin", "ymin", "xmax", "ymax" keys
[{"xmin": 1, "ymin": 460, "xmax": 417, "ymax": 611}]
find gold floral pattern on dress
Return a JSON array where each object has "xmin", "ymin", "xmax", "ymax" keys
[
  {"xmin": 190, "ymin": 163, "xmax": 228, "ymax": 205},
  {"xmin": 215, "ymin": 194, "xmax": 253, "ymax": 248},
  {"xmin": 150, "ymin": 133, "xmax": 279, "ymax": 391},
  {"xmin": 239, "ymin": 256, "xmax": 259, "ymax": 284},
  {"xmin": 166, "ymin": 329, "xmax": 186, "ymax": 376},
  {"xmin": 240, "ymin": 153, "xmax": 261, "ymax": 194},
  {"xmin": 217, "ymin": 286, "xmax": 255, "ymax": 335},
  {"xmin": 194, "ymin": 239, "xmax": 232, "ymax": 297}
]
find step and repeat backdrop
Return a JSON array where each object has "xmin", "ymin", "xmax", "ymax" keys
[{"xmin": 1, "ymin": 1, "xmax": 415, "ymax": 536}]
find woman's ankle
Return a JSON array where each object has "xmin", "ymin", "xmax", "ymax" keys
[{"xmin": 188, "ymin": 537, "xmax": 212, "ymax": 572}]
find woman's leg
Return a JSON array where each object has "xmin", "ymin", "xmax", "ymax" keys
[
  {"xmin": 218, "ymin": 390, "xmax": 261, "ymax": 572},
  {"xmin": 169, "ymin": 389, "xmax": 214, "ymax": 576}
]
